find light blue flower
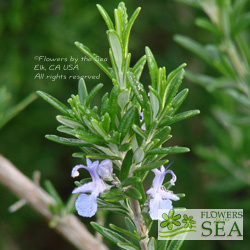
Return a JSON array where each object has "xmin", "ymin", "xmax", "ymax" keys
[
  {"xmin": 71, "ymin": 158, "xmax": 113, "ymax": 217},
  {"xmin": 140, "ymin": 112, "xmax": 146, "ymax": 131},
  {"xmin": 146, "ymin": 164, "xmax": 179, "ymax": 220}
]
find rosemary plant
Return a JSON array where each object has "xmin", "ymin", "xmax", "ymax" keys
[{"xmin": 38, "ymin": 2, "xmax": 199, "ymax": 249}]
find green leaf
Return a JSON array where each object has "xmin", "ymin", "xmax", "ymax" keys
[
  {"xmin": 44, "ymin": 180, "xmax": 64, "ymax": 209},
  {"xmin": 97, "ymin": 198, "xmax": 128, "ymax": 215},
  {"xmin": 122, "ymin": 176, "xmax": 141, "ymax": 187},
  {"xmin": 226, "ymin": 89, "xmax": 250, "ymax": 108},
  {"xmin": 118, "ymin": 2, "xmax": 128, "ymax": 37},
  {"xmin": 195, "ymin": 17, "xmax": 220, "ymax": 35},
  {"xmin": 164, "ymin": 180, "xmax": 173, "ymax": 190},
  {"xmin": 78, "ymin": 78, "xmax": 88, "ymax": 103},
  {"xmin": 91, "ymin": 222, "xmax": 130, "ymax": 244},
  {"xmin": 74, "ymin": 42, "xmax": 113, "ymax": 79},
  {"xmin": 174, "ymin": 35, "xmax": 214, "ymax": 66},
  {"xmin": 101, "ymin": 112, "xmax": 111, "ymax": 133},
  {"xmin": 86, "ymin": 154, "xmax": 122, "ymax": 161},
  {"xmin": 37, "ymin": 91, "xmax": 69, "ymax": 115},
  {"xmin": 0, "ymin": 92, "xmax": 37, "ymax": 130},
  {"xmin": 74, "ymin": 178, "xmax": 92, "ymax": 187},
  {"xmin": 158, "ymin": 239, "xmax": 169, "ymax": 250},
  {"xmin": 132, "ymin": 124, "xmax": 146, "ymax": 139},
  {"xmin": 96, "ymin": 4, "xmax": 114, "ymax": 30},
  {"xmin": 133, "ymin": 147, "xmax": 145, "ymax": 164},
  {"xmin": 118, "ymin": 89, "xmax": 130, "ymax": 110},
  {"xmin": 164, "ymin": 64, "xmax": 186, "ymax": 106},
  {"xmin": 56, "ymin": 116, "xmax": 83, "ymax": 129},
  {"xmin": 45, "ymin": 135, "xmax": 89, "ymax": 146},
  {"xmin": 149, "ymin": 86, "xmax": 160, "ymax": 119},
  {"xmin": 104, "ymin": 194, "xmax": 128, "ymax": 202},
  {"xmin": 149, "ymin": 146, "xmax": 190, "ymax": 155},
  {"xmin": 65, "ymin": 194, "xmax": 77, "ymax": 214},
  {"xmin": 108, "ymin": 85, "xmax": 119, "ymax": 130},
  {"xmin": 161, "ymin": 110, "xmax": 200, "ymax": 126},
  {"xmin": 90, "ymin": 119, "xmax": 107, "ymax": 137},
  {"xmin": 185, "ymin": 71, "xmax": 233, "ymax": 92},
  {"xmin": 134, "ymin": 174, "xmax": 146, "ymax": 204},
  {"xmin": 119, "ymin": 106, "xmax": 136, "ymax": 141},
  {"xmin": 118, "ymin": 243, "xmax": 139, "ymax": 250},
  {"xmin": 167, "ymin": 237, "xmax": 186, "ymax": 250},
  {"xmin": 148, "ymin": 237, "xmax": 156, "ymax": 250},
  {"xmin": 101, "ymin": 93, "xmax": 109, "ymax": 115},
  {"xmin": 234, "ymin": 11, "xmax": 250, "ymax": 33},
  {"xmin": 177, "ymin": 193, "xmax": 186, "ymax": 198},
  {"xmin": 107, "ymin": 30, "xmax": 123, "ymax": 72},
  {"xmin": 119, "ymin": 143, "xmax": 132, "ymax": 152},
  {"xmin": 135, "ymin": 159, "xmax": 169, "ymax": 173},
  {"xmin": 73, "ymin": 129, "xmax": 105, "ymax": 145},
  {"xmin": 85, "ymin": 83, "xmax": 104, "ymax": 106},
  {"xmin": 124, "ymin": 7, "xmax": 141, "ymax": 56},
  {"xmin": 145, "ymin": 46, "xmax": 158, "ymax": 89},
  {"xmin": 125, "ymin": 217, "xmax": 136, "ymax": 233},
  {"xmin": 125, "ymin": 187, "xmax": 142, "ymax": 200},
  {"xmin": 131, "ymin": 55, "xmax": 147, "ymax": 80},
  {"xmin": 170, "ymin": 88, "xmax": 189, "ymax": 115},
  {"xmin": 154, "ymin": 126, "xmax": 171, "ymax": 145},
  {"xmin": 127, "ymin": 72, "xmax": 150, "ymax": 112},
  {"xmin": 114, "ymin": 8, "xmax": 122, "ymax": 38},
  {"xmin": 120, "ymin": 149, "xmax": 133, "ymax": 181},
  {"xmin": 110, "ymin": 224, "xmax": 140, "ymax": 240},
  {"xmin": 101, "ymin": 188, "xmax": 123, "ymax": 198}
]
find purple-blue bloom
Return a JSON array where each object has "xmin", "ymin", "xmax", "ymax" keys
[
  {"xmin": 146, "ymin": 164, "xmax": 179, "ymax": 220},
  {"xmin": 71, "ymin": 158, "xmax": 113, "ymax": 217},
  {"xmin": 140, "ymin": 112, "xmax": 146, "ymax": 131}
]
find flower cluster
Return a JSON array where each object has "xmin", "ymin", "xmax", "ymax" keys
[
  {"xmin": 72, "ymin": 159, "xmax": 179, "ymax": 220},
  {"xmin": 71, "ymin": 158, "xmax": 113, "ymax": 217}
]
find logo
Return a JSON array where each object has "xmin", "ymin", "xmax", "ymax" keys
[{"xmin": 158, "ymin": 209, "xmax": 243, "ymax": 240}]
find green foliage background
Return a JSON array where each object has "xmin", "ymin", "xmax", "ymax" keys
[{"xmin": 0, "ymin": 0, "xmax": 248, "ymax": 249}]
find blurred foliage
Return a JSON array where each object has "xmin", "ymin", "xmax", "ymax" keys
[
  {"xmin": 175, "ymin": 0, "xmax": 250, "ymax": 248},
  {"xmin": 0, "ymin": 0, "xmax": 248, "ymax": 249},
  {"xmin": 0, "ymin": 86, "xmax": 36, "ymax": 129}
]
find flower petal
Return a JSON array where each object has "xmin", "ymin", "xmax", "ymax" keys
[
  {"xmin": 98, "ymin": 159, "xmax": 113, "ymax": 180},
  {"xmin": 165, "ymin": 169, "xmax": 177, "ymax": 186},
  {"xmin": 71, "ymin": 164, "xmax": 85, "ymax": 178},
  {"xmin": 146, "ymin": 187, "xmax": 156, "ymax": 197},
  {"xmin": 75, "ymin": 194, "xmax": 97, "ymax": 217},
  {"xmin": 149, "ymin": 197, "xmax": 173, "ymax": 220},
  {"xmin": 72, "ymin": 182, "xmax": 95, "ymax": 194},
  {"xmin": 160, "ymin": 199, "xmax": 173, "ymax": 210},
  {"xmin": 161, "ymin": 190, "xmax": 180, "ymax": 201},
  {"xmin": 149, "ymin": 197, "xmax": 161, "ymax": 220},
  {"xmin": 86, "ymin": 158, "xmax": 92, "ymax": 166}
]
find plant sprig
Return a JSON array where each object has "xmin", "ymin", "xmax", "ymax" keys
[{"xmin": 38, "ymin": 2, "xmax": 199, "ymax": 249}]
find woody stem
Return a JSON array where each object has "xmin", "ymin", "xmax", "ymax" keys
[{"xmin": 130, "ymin": 198, "xmax": 149, "ymax": 250}]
